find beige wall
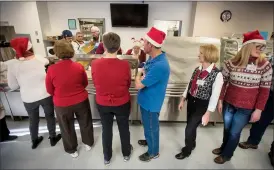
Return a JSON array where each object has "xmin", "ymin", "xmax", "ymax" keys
[{"xmin": 192, "ymin": 2, "xmax": 273, "ymax": 38}]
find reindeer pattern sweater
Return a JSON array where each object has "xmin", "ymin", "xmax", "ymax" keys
[{"xmin": 220, "ymin": 59, "xmax": 273, "ymax": 110}]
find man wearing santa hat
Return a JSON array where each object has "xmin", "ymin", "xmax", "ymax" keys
[
  {"xmin": 7, "ymin": 37, "xmax": 61, "ymax": 149},
  {"xmin": 135, "ymin": 27, "xmax": 170, "ymax": 162},
  {"xmin": 125, "ymin": 38, "xmax": 147, "ymax": 67}
]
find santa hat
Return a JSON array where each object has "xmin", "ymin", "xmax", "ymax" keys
[
  {"xmin": 242, "ymin": 30, "xmax": 266, "ymax": 46},
  {"xmin": 145, "ymin": 27, "xmax": 166, "ymax": 47},
  {"xmin": 10, "ymin": 37, "xmax": 33, "ymax": 60},
  {"xmin": 131, "ymin": 38, "xmax": 144, "ymax": 48}
]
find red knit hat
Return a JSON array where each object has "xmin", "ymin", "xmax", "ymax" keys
[
  {"xmin": 145, "ymin": 27, "xmax": 166, "ymax": 47},
  {"xmin": 242, "ymin": 30, "xmax": 266, "ymax": 46},
  {"xmin": 10, "ymin": 37, "xmax": 33, "ymax": 59}
]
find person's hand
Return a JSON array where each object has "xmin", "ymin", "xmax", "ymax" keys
[
  {"xmin": 178, "ymin": 98, "xmax": 185, "ymax": 111},
  {"xmin": 202, "ymin": 111, "xmax": 210, "ymax": 126},
  {"xmin": 250, "ymin": 109, "xmax": 262, "ymax": 122},
  {"xmin": 138, "ymin": 68, "xmax": 144, "ymax": 75},
  {"xmin": 141, "ymin": 75, "xmax": 145, "ymax": 81},
  {"xmin": 218, "ymin": 100, "xmax": 223, "ymax": 114}
]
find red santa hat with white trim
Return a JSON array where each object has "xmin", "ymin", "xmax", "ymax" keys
[
  {"xmin": 10, "ymin": 37, "xmax": 33, "ymax": 60},
  {"xmin": 145, "ymin": 27, "xmax": 166, "ymax": 48},
  {"xmin": 242, "ymin": 30, "xmax": 266, "ymax": 46}
]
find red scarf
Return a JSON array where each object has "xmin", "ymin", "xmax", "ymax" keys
[{"xmin": 190, "ymin": 66, "xmax": 214, "ymax": 96}]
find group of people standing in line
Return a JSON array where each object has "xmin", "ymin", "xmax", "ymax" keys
[{"xmin": 0, "ymin": 26, "xmax": 273, "ymax": 167}]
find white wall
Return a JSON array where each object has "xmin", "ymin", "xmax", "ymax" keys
[
  {"xmin": 0, "ymin": 2, "xmax": 46, "ymax": 57},
  {"xmin": 36, "ymin": 2, "xmax": 51, "ymax": 39},
  {"xmin": 47, "ymin": 1, "xmax": 193, "ymax": 52},
  {"xmin": 192, "ymin": 2, "xmax": 274, "ymax": 38}
]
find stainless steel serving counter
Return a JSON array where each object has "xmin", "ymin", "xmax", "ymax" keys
[{"xmin": 0, "ymin": 80, "xmax": 223, "ymax": 123}]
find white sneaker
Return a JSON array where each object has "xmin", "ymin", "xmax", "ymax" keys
[
  {"xmin": 85, "ymin": 144, "xmax": 92, "ymax": 151},
  {"xmin": 70, "ymin": 151, "xmax": 79, "ymax": 158}
]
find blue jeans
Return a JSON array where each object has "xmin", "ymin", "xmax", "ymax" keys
[
  {"xmin": 247, "ymin": 92, "xmax": 273, "ymax": 145},
  {"xmin": 140, "ymin": 107, "xmax": 159, "ymax": 156},
  {"xmin": 220, "ymin": 103, "xmax": 253, "ymax": 158}
]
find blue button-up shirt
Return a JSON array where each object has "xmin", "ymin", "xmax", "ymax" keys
[{"xmin": 137, "ymin": 52, "xmax": 170, "ymax": 112}]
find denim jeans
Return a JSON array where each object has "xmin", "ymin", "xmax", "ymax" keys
[
  {"xmin": 247, "ymin": 92, "xmax": 273, "ymax": 145},
  {"xmin": 220, "ymin": 102, "xmax": 253, "ymax": 158},
  {"xmin": 140, "ymin": 107, "xmax": 159, "ymax": 156}
]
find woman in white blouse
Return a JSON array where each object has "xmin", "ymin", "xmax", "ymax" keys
[
  {"xmin": 175, "ymin": 44, "xmax": 223, "ymax": 160},
  {"xmin": 7, "ymin": 37, "xmax": 61, "ymax": 149}
]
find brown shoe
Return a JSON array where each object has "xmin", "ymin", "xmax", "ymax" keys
[
  {"xmin": 212, "ymin": 148, "xmax": 222, "ymax": 155},
  {"xmin": 214, "ymin": 155, "xmax": 231, "ymax": 164},
  {"xmin": 238, "ymin": 142, "xmax": 258, "ymax": 149}
]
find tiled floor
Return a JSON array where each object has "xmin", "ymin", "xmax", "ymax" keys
[{"xmin": 0, "ymin": 118, "xmax": 273, "ymax": 169}]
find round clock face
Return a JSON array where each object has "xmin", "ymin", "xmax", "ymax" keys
[{"xmin": 221, "ymin": 10, "xmax": 232, "ymax": 22}]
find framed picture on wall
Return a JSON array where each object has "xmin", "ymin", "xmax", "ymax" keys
[{"xmin": 68, "ymin": 19, "xmax": 77, "ymax": 30}]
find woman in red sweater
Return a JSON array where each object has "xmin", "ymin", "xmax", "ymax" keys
[
  {"xmin": 91, "ymin": 32, "xmax": 132, "ymax": 165},
  {"xmin": 213, "ymin": 30, "xmax": 273, "ymax": 164},
  {"xmin": 125, "ymin": 38, "xmax": 146, "ymax": 67},
  {"xmin": 46, "ymin": 40, "xmax": 94, "ymax": 158}
]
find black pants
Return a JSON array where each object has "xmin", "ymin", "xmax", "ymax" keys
[
  {"xmin": 271, "ymin": 141, "xmax": 274, "ymax": 155},
  {"xmin": 97, "ymin": 102, "xmax": 131, "ymax": 161},
  {"xmin": 23, "ymin": 96, "xmax": 56, "ymax": 141},
  {"xmin": 184, "ymin": 95, "xmax": 209, "ymax": 155},
  {"xmin": 270, "ymin": 141, "xmax": 274, "ymax": 166},
  {"xmin": 0, "ymin": 117, "xmax": 10, "ymax": 142},
  {"xmin": 55, "ymin": 99, "xmax": 94, "ymax": 154},
  {"xmin": 247, "ymin": 92, "xmax": 273, "ymax": 145}
]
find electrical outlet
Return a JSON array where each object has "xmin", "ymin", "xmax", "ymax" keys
[{"xmin": 36, "ymin": 39, "xmax": 40, "ymax": 43}]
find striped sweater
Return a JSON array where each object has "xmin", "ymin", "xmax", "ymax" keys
[{"xmin": 220, "ymin": 59, "xmax": 273, "ymax": 110}]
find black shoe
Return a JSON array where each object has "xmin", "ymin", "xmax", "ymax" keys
[
  {"xmin": 32, "ymin": 136, "xmax": 43, "ymax": 149},
  {"xmin": 138, "ymin": 140, "xmax": 147, "ymax": 146},
  {"xmin": 139, "ymin": 152, "xmax": 159, "ymax": 162},
  {"xmin": 175, "ymin": 151, "xmax": 190, "ymax": 160},
  {"xmin": 269, "ymin": 152, "xmax": 274, "ymax": 167},
  {"xmin": 181, "ymin": 144, "xmax": 196, "ymax": 152},
  {"xmin": 49, "ymin": 134, "xmax": 61, "ymax": 146},
  {"xmin": 1, "ymin": 135, "xmax": 18, "ymax": 142}
]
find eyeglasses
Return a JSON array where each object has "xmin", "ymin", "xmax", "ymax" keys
[{"xmin": 254, "ymin": 43, "xmax": 266, "ymax": 51}]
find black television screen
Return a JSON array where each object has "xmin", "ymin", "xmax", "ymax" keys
[{"xmin": 110, "ymin": 4, "xmax": 148, "ymax": 28}]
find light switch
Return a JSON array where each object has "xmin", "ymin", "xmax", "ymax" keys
[{"xmin": 35, "ymin": 31, "xmax": 38, "ymax": 36}]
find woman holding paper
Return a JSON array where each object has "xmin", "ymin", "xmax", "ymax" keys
[{"xmin": 175, "ymin": 44, "xmax": 223, "ymax": 160}]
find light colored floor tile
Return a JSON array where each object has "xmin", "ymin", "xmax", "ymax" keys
[{"xmin": 0, "ymin": 118, "xmax": 273, "ymax": 169}]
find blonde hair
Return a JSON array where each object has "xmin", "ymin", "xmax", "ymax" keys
[
  {"xmin": 200, "ymin": 44, "xmax": 219, "ymax": 63},
  {"xmin": 231, "ymin": 43, "xmax": 265, "ymax": 67}
]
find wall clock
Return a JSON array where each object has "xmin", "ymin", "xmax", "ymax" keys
[{"xmin": 220, "ymin": 10, "xmax": 232, "ymax": 22}]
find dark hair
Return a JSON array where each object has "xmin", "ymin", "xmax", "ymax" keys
[
  {"xmin": 53, "ymin": 40, "xmax": 74, "ymax": 59},
  {"xmin": 102, "ymin": 32, "xmax": 120, "ymax": 54}
]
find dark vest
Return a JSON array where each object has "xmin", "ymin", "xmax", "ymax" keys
[{"xmin": 187, "ymin": 66, "xmax": 220, "ymax": 100}]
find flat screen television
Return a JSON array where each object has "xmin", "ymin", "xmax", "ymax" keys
[{"xmin": 110, "ymin": 4, "xmax": 148, "ymax": 28}]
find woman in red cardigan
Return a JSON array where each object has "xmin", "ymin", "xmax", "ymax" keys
[
  {"xmin": 46, "ymin": 40, "xmax": 94, "ymax": 158},
  {"xmin": 125, "ymin": 38, "xmax": 146, "ymax": 67},
  {"xmin": 91, "ymin": 32, "xmax": 132, "ymax": 165}
]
